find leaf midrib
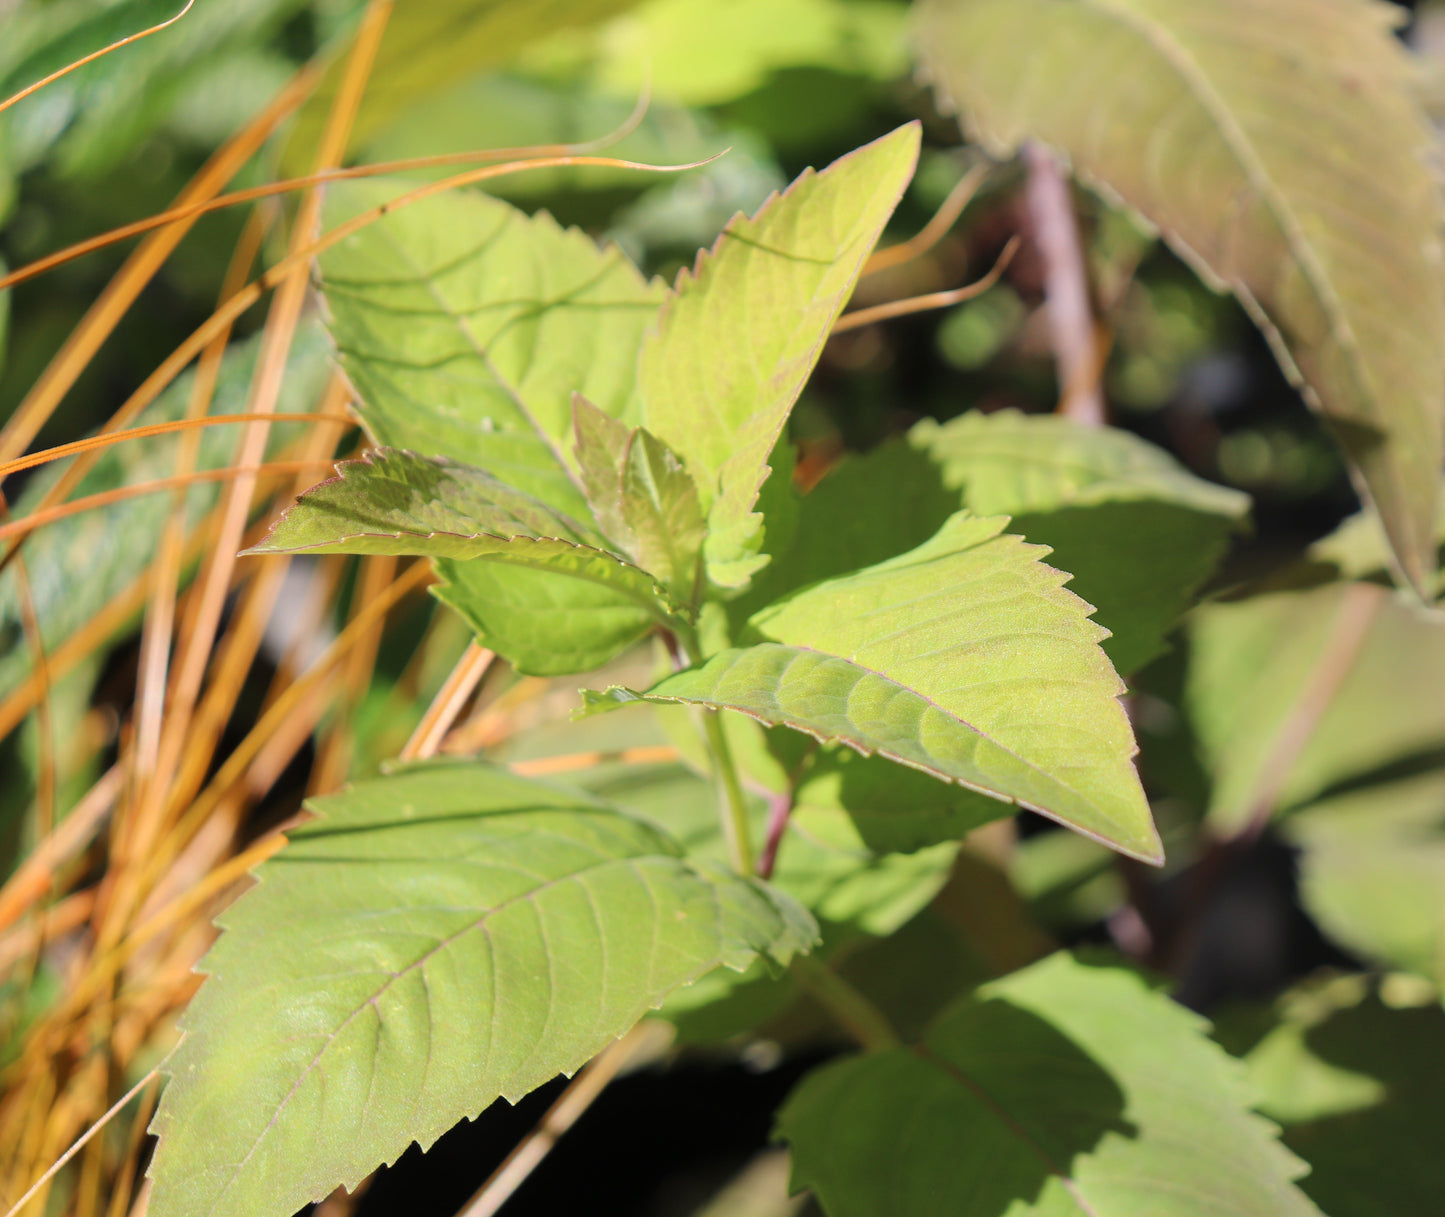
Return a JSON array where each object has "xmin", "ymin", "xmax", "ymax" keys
[
  {"xmin": 206, "ymin": 849, "xmax": 698, "ymax": 1213},
  {"xmin": 1079, "ymin": 0, "xmax": 1367, "ymax": 406}
]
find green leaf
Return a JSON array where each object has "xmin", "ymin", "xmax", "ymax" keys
[
  {"xmin": 1229, "ymin": 976, "xmax": 1445, "ymax": 1217},
  {"xmin": 526, "ymin": 0, "xmax": 909, "ymax": 107},
  {"xmin": 285, "ymin": 0, "xmax": 645, "ymax": 169},
  {"xmin": 638, "ymin": 124, "xmax": 920, "ymax": 587},
  {"xmin": 915, "ymin": 0, "xmax": 1445, "ymax": 597},
  {"xmin": 585, "ymin": 513, "xmax": 1161, "ymax": 864},
  {"xmin": 319, "ymin": 179, "xmax": 665, "ymax": 520},
  {"xmin": 572, "ymin": 757, "xmax": 961, "ymax": 1043},
  {"xmin": 146, "ymin": 762, "xmax": 815, "ymax": 1217},
  {"xmin": 1283, "ymin": 770, "xmax": 1445, "ymax": 990},
  {"xmin": 911, "ymin": 410, "xmax": 1251, "ymax": 674},
  {"xmin": 742, "ymin": 413, "xmax": 1249, "ymax": 675},
  {"xmin": 571, "ymin": 396, "xmax": 706, "ymax": 600},
  {"xmin": 249, "ymin": 448, "xmax": 688, "ymax": 675},
  {"xmin": 249, "ymin": 447, "xmax": 685, "ymax": 616},
  {"xmin": 1185, "ymin": 583, "xmax": 1445, "ymax": 833},
  {"xmin": 777, "ymin": 951, "xmax": 1322, "ymax": 1217}
]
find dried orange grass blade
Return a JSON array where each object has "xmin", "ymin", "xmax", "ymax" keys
[
  {"xmin": 862, "ymin": 161, "xmax": 990, "ymax": 278},
  {"xmin": 0, "ymin": 59, "xmax": 323, "ymax": 468},
  {"xmin": 0, "ymin": 78, "xmax": 655, "ymax": 294},
  {"xmin": 0, "ymin": 1, "xmax": 196, "ymax": 117},
  {"xmin": 0, "ymin": 146, "xmax": 716, "ymax": 586},
  {"xmin": 0, "ymin": 461, "xmax": 338, "ymax": 547},
  {"xmin": 833, "ymin": 235, "xmax": 1020, "ymax": 334},
  {"xmin": 0, "ymin": 412, "xmax": 352, "ymax": 485},
  {"xmin": 400, "ymin": 642, "xmax": 496, "ymax": 762}
]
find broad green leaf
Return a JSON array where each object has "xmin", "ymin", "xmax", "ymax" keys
[
  {"xmin": 742, "ymin": 412, "xmax": 1249, "ymax": 674},
  {"xmin": 1225, "ymin": 977, "xmax": 1445, "ymax": 1216},
  {"xmin": 146, "ymin": 762, "xmax": 815, "ymax": 1217},
  {"xmin": 913, "ymin": 411, "xmax": 1249, "ymax": 673},
  {"xmin": 1185, "ymin": 583, "xmax": 1445, "ymax": 833},
  {"xmin": 572, "ymin": 757, "xmax": 961, "ymax": 1043},
  {"xmin": 915, "ymin": 0, "xmax": 1445, "ymax": 597},
  {"xmin": 639, "ymin": 124, "xmax": 920, "ymax": 587},
  {"xmin": 248, "ymin": 447, "xmax": 686, "ymax": 620},
  {"xmin": 778, "ymin": 951, "xmax": 1322, "ymax": 1217},
  {"xmin": 433, "ymin": 559, "xmax": 659, "ymax": 677},
  {"xmin": 652, "ymin": 697, "xmax": 1015, "ymax": 856},
  {"xmin": 525, "ymin": 0, "xmax": 909, "ymax": 107},
  {"xmin": 0, "ymin": 323, "xmax": 332, "ymax": 703},
  {"xmin": 319, "ymin": 180, "xmax": 665, "ymax": 520},
  {"xmin": 1304, "ymin": 503, "xmax": 1445, "ymax": 596},
  {"xmin": 585, "ymin": 513, "xmax": 1161, "ymax": 864},
  {"xmin": 1283, "ymin": 770, "xmax": 1445, "ymax": 991},
  {"xmin": 285, "ymin": 0, "xmax": 645, "ymax": 168}
]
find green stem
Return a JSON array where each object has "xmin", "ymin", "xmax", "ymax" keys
[
  {"xmin": 791, "ymin": 955, "xmax": 900, "ymax": 1052},
  {"xmin": 702, "ymin": 708, "xmax": 755, "ymax": 877}
]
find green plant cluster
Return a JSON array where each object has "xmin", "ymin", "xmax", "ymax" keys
[{"xmin": 5, "ymin": 0, "xmax": 1445, "ymax": 1215}]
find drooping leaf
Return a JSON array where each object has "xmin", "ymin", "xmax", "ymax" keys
[
  {"xmin": 638, "ymin": 123, "xmax": 919, "ymax": 586},
  {"xmin": 0, "ymin": 322, "xmax": 332, "ymax": 703},
  {"xmin": 912, "ymin": 410, "xmax": 1251, "ymax": 674},
  {"xmin": 146, "ymin": 762, "xmax": 815, "ymax": 1217},
  {"xmin": 1184, "ymin": 583, "xmax": 1445, "ymax": 833},
  {"xmin": 285, "ymin": 0, "xmax": 646, "ymax": 168},
  {"xmin": 778, "ymin": 951, "xmax": 1323, "ymax": 1217},
  {"xmin": 319, "ymin": 179, "xmax": 665, "ymax": 520},
  {"xmin": 915, "ymin": 0, "xmax": 1445, "ymax": 596},
  {"xmin": 585, "ymin": 513, "xmax": 1161, "ymax": 863},
  {"xmin": 1225, "ymin": 976, "xmax": 1445, "ymax": 1217},
  {"xmin": 1282, "ymin": 770, "xmax": 1445, "ymax": 991},
  {"xmin": 248, "ymin": 447, "xmax": 686, "ymax": 621}
]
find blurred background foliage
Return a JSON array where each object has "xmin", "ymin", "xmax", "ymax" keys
[{"xmin": 2, "ymin": 0, "xmax": 1444, "ymax": 1214}]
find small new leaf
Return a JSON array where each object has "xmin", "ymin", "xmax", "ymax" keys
[{"xmin": 573, "ymin": 394, "xmax": 706, "ymax": 601}]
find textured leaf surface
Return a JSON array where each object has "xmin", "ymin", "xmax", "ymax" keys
[
  {"xmin": 639, "ymin": 124, "xmax": 919, "ymax": 585},
  {"xmin": 571, "ymin": 397, "xmax": 706, "ymax": 600},
  {"xmin": 147, "ymin": 763, "xmax": 814, "ymax": 1217},
  {"xmin": 573, "ymin": 757, "xmax": 961, "ymax": 1042},
  {"xmin": 250, "ymin": 447, "xmax": 685, "ymax": 619},
  {"xmin": 1185, "ymin": 583, "xmax": 1445, "ymax": 832},
  {"xmin": 778, "ymin": 951, "xmax": 1322, "ymax": 1217},
  {"xmin": 916, "ymin": 0, "xmax": 1445, "ymax": 595},
  {"xmin": 319, "ymin": 180, "xmax": 664, "ymax": 520},
  {"xmin": 736, "ymin": 414, "xmax": 1247, "ymax": 673},
  {"xmin": 1283, "ymin": 771, "xmax": 1445, "ymax": 990},
  {"xmin": 1232, "ymin": 978, "xmax": 1445, "ymax": 1217},
  {"xmin": 586, "ymin": 513, "xmax": 1160, "ymax": 863}
]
